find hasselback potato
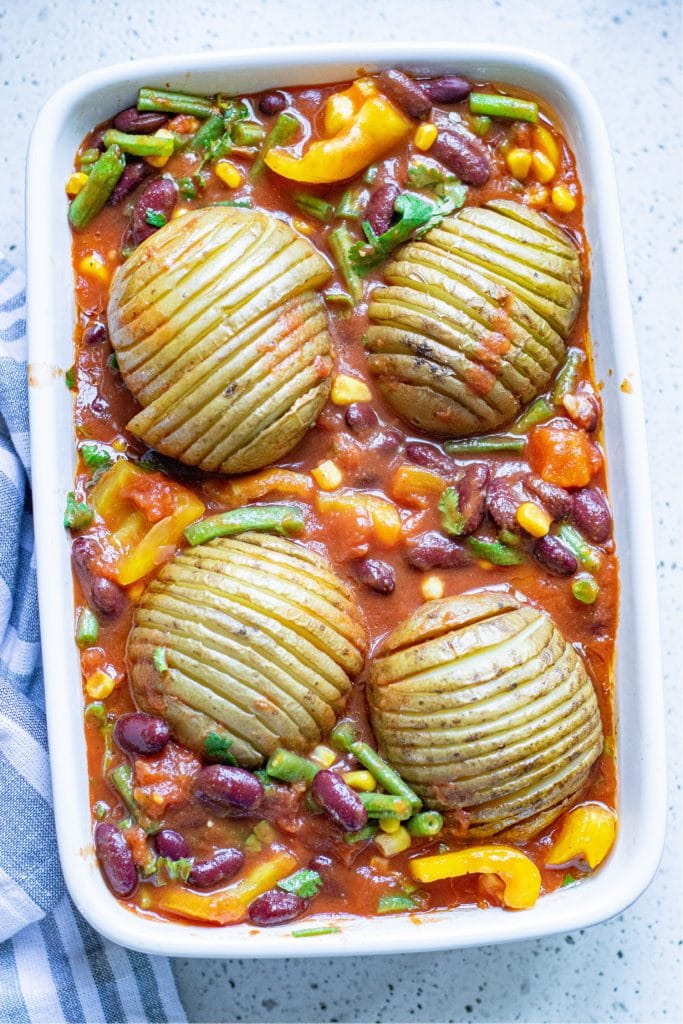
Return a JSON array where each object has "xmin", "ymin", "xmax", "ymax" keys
[
  {"xmin": 107, "ymin": 206, "xmax": 333, "ymax": 474},
  {"xmin": 127, "ymin": 533, "xmax": 368, "ymax": 765},
  {"xmin": 365, "ymin": 199, "xmax": 582, "ymax": 436},
  {"xmin": 367, "ymin": 590, "xmax": 603, "ymax": 839}
]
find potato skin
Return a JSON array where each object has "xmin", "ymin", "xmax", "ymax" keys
[
  {"xmin": 107, "ymin": 207, "xmax": 333, "ymax": 474},
  {"xmin": 127, "ymin": 533, "xmax": 368, "ymax": 765},
  {"xmin": 367, "ymin": 590, "xmax": 603, "ymax": 840}
]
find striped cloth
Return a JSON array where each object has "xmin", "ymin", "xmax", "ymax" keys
[{"xmin": 0, "ymin": 256, "xmax": 186, "ymax": 1024}]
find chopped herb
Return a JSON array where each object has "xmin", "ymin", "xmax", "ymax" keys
[
  {"xmin": 350, "ymin": 191, "xmax": 461, "ymax": 275},
  {"xmin": 438, "ymin": 487, "xmax": 466, "ymax": 536},
  {"xmin": 245, "ymin": 819, "xmax": 276, "ymax": 851},
  {"xmin": 80, "ymin": 442, "xmax": 112, "ymax": 469},
  {"xmin": 407, "ymin": 162, "xmax": 468, "ymax": 205},
  {"xmin": 118, "ymin": 815, "xmax": 134, "ymax": 831},
  {"xmin": 377, "ymin": 893, "xmax": 417, "ymax": 914},
  {"xmin": 292, "ymin": 926, "xmax": 341, "ymax": 938},
  {"xmin": 152, "ymin": 647, "xmax": 168, "ymax": 673},
  {"xmin": 278, "ymin": 868, "xmax": 323, "ymax": 899},
  {"xmin": 144, "ymin": 209, "xmax": 167, "ymax": 228},
  {"xmin": 561, "ymin": 874, "xmax": 575, "ymax": 887},
  {"xmin": 220, "ymin": 98, "xmax": 249, "ymax": 123},
  {"xmin": 107, "ymin": 352, "xmax": 119, "ymax": 373},
  {"xmin": 64, "ymin": 492, "xmax": 94, "ymax": 530},
  {"xmin": 177, "ymin": 176, "xmax": 198, "ymax": 199},
  {"xmin": 156, "ymin": 856, "xmax": 193, "ymax": 883},
  {"xmin": 363, "ymin": 164, "xmax": 379, "ymax": 185},
  {"xmin": 252, "ymin": 768, "xmax": 272, "ymax": 787},
  {"xmin": 93, "ymin": 800, "xmax": 108, "ymax": 820},
  {"xmin": 65, "ymin": 366, "xmax": 76, "ymax": 390},
  {"xmin": 203, "ymin": 731, "xmax": 237, "ymax": 766}
]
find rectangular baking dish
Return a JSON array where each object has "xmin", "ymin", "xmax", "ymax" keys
[{"xmin": 26, "ymin": 43, "xmax": 666, "ymax": 958}]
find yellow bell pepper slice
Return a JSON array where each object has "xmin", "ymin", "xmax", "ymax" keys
[
  {"xmin": 409, "ymin": 845, "xmax": 542, "ymax": 910},
  {"xmin": 545, "ymin": 804, "xmax": 616, "ymax": 870},
  {"xmin": 154, "ymin": 850, "xmax": 298, "ymax": 924},
  {"xmin": 205, "ymin": 468, "xmax": 314, "ymax": 509},
  {"xmin": 315, "ymin": 489, "xmax": 402, "ymax": 547},
  {"xmin": 390, "ymin": 464, "xmax": 447, "ymax": 509},
  {"xmin": 265, "ymin": 93, "xmax": 412, "ymax": 184},
  {"xmin": 322, "ymin": 78, "xmax": 378, "ymax": 136}
]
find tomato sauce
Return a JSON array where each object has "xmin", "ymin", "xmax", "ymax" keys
[{"xmin": 69, "ymin": 73, "xmax": 618, "ymax": 929}]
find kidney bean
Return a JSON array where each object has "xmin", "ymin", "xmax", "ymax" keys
[
  {"xmin": 72, "ymin": 538, "xmax": 126, "ymax": 619},
  {"xmin": 487, "ymin": 477, "xmax": 522, "ymax": 532},
  {"xmin": 258, "ymin": 91, "xmax": 287, "ymax": 116},
  {"xmin": 406, "ymin": 531, "xmax": 470, "ymax": 570},
  {"xmin": 309, "ymin": 854, "xmax": 334, "ymax": 874},
  {"xmin": 154, "ymin": 829, "xmax": 191, "ymax": 860},
  {"xmin": 109, "ymin": 160, "xmax": 152, "ymax": 206},
  {"xmin": 248, "ymin": 888, "xmax": 307, "ymax": 926},
  {"xmin": 82, "ymin": 321, "xmax": 108, "ymax": 345},
  {"xmin": 189, "ymin": 848, "xmax": 245, "ymax": 888},
  {"xmin": 533, "ymin": 535, "xmax": 578, "ymax": 576},
  {"xmin": 90, "ymin": 127, "xmax": 107, "ymax": 152},
  {"xmin": 372, "ymin": 428, "xmax": 403, "ymax": 454},
  {"xmin": 377, "ymin": 70, "xmax": 431, "ymax": 120},
  {"xmin": 405, "ymin": 441, "xmax": 455, "ymax": 476},
  {"xmin": 430, "ymin": 128, "xmax": 490, "ymax": 186},
  {"xmin": 312, "ymin": 770, "xmax": 368, "ymax": 832},
  {"xmin": 95, "ymin": 823, "xmax": 137, "ymax": 897},
  {"xmin": 572, "ymin": 488, "xmax": 612, "ymax": 543},
  {"xmin": 113, "ymin": 106, "xmax": 169, "ymax": 134},
  {"xmin": 456, "ymin": 463, "xmax": 490, "ymax": 535},
  {"xmin": 524, "ymin": 475, "xmax": 572, "ymax": 521},
  {"xmin": 92, "ymin": 576, "xmax": 126, "ymax": 618},
  {"xmin": 194, "ymin": 765, "xmax": 264, "ymax": 812},
  {"xmin": 130, "ymin": 176, "xmax": 178, "ymax": 246},
  {"xmin": 114, "ymin": 712, "xmax": 170, "ymax": 757},
  {"xmin": 366, "ymin": 182, "xmax": 400, "ymax": 236},
  {"xmin": 345, "ymin": 403, "xmax": 378, "ymax": 433},
  {"xmin": 422, "ymin": 75, "xmax": 472, "ymax": 103},
  {"xmin": 353, "ymin": 557, "xmax": 396, "ymax": 594}
]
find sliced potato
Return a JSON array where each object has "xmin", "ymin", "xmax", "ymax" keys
[
  {"xmin": 127, "ymin": 533, "xmax": 368, "ymax": 765},
  {"xmin": 367, "ymin": 590, "xmax": 603, "ymax": 838},
  {"xmin": 108, "ymin": 207, "xmax": 333, "ymax": 474},
  {"xmin": 365, "ymin": 200, "xmax": 582, "ymax": 436}
]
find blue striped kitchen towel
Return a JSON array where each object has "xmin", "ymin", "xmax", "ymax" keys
[{"xmin": 0, "ymin": 255, "xmax": 187, "ymax": 1024}]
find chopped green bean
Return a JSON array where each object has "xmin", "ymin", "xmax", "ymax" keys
[
  {"xmin": 68, "ymin": 146, "xmax": 125, "ymax": 229},
  {"xmin": 102, "ymin": 129, "xmax": 174, "ymax": 159},
  {"xmin": 78, "ymin": 147, "xmax": 102, "ymax": 168},
  {"xmin": 184, "ymin": 504, "xmax": 305, "ymax": 546},
  {"xmin": 64, "ymin": 492, "xmax": 94, "ymax": 530},
  {"xmin": 137, "ymin": 87, "xmax": 214, "ymax": 119},
  {"xmin": 232, "ymin": 121, "xmax": 265, "ymax": 148},
  {"xmin": 329, "ymin": 719, "xmax": 422, "ymax": 813},
  {"xmin": 407, "ymin": 811, "xmax": 444, "ymax": 837},
  {"xmin": 110, "ymin": 763, "xmax": 139, "ymax": 819},
  {"xmin": 266, "ymin": 748, "xmax": 320, "ymax": 785},
  {"xmin": 292, "ymin": 926, "xmax": 341, "ymax": 937},
  {"xmin": 552, "ymin": 348, "xmax": 585, "ymax": 404},
  {"xmin": 190, "ymin": 114, "xmax": 226, "ymax": 152},
  {"xmin": 343, "ymin": 824, "xmax": 378, "ymax": 844},
  {"xmin": 469, "ymin": 92, "xmax": 538, "ymax": 123},
  {"xmin": 556, "ymin": 524, "xmax": 601, "ymax": 570},
  {"xmin": 328, "ymin": 224, "xmax": 364, "ymax": 303},
  {"xmin": 336, "ymin": 187, "xmax": 368, "ymax": 221},
  {"xmin": 251, "ymin": 111, "xmax": 299, "ymax": 179},
  {"xmin": 470, "ymin": 115, "xmax": 492, "ymax": 136},
  {"xmin": 76, "ymin": 608, "xmax": 99, "ymax": 648},
  {"xmin": 510, "ymin": 397, "xmax": 554, "ymax": 434},
  {"xmin": 292, "ymin": 191, "xmax": 335, "ymax": 223},
  {"xmin": 571, "ymin": 573, "xmax": 600, "ymax": 604},
  {"xmin": 363, "ymin": 164, "xmax": 379, "ymax": 184},
  {"xmin": 466, "ymin": 536, "xmax": 525, "ymax": 566},
  {"xmin": 377, "ymin": 894, "xmax": 417, "ymax": 914},
  {"xmin": 444, "ymin": 435, "xmax": 526, "ymax": 455},
  {"xmin": 359, "ymin": 793, "xmax": 412, "ymax": 820},
  {"xmin": 324, "ymin": 290, "xmax": 355, "ymax": 310}
]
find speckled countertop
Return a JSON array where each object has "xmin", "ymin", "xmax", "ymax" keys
[{"xmin": 2, "ymin": 1, "xmax": 681, "ymax": 1021}]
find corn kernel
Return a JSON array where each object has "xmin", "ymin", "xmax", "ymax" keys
[
  {"xmin": 545, "ymin": 803, "xmax": 616, "ymax": 870},
  {"xmin": 66, "ymin": 172, "xmax": 89, "ymax": 197},
  {"xmin": 85, "ymin": 669, "xmax": 116, "ymax": 700},
  {"xmin": 78, "ymin": 252, "xmax": 109, "ymax": 284},
  {"xmin": 532, "ymin": 149, "xmax": 556, "ymax": 184},
  {"xmin": 375, "ymin": 825, "xmax": 412, "ymax": 857},
  {"xmin": 145, "ymin": 129, "xmax": 175, "ymax": 168},
  {"xmin": 330, "ymin": 374, "xmax": 372, "ymax": 405},
  {"xmin": 414, "ymin": 123, "xmax": 438, "ymax": 151},
  {"xmin": 215, "ymin": 160, "xmax": 244, "ymax": 189},
  {"xmin": 533, "ymin": 125, "xmax": 560, "ymax": 167},
  {"xmin": 526, "ymin": 184, "xmax": 549, "ymax": 208},
  {"xmin": 312, "ymin": 460, "xmax": 343, "ymax": 491},
  {"xmin": 111, "ymin": 437, "xmax": 127, "ymax": 452},
  {"xmin": 506, "ymin": 147, "xmax": 532, "ymax": 181},
  {"xmin": 310, "ymin": 744, "xmax": 337, "ymax": 768},
  {"xmin": 292, "ymin": 217, "xmax": 313, "ymax": 236},
  {"xmin": 551, "ymin": 184, "xmax": 577, "ymax": 214},
  {"xmin": 343, "ymin": 770, "xmax": 377, "ymax": 792},
  {"xmin": 379, "ymin": 816, "xmax": 400, "ymax": 833},
  {"xmin": 516, "ymin": 501, "xmax": 552, "ymax": 538},
  {"xmin": 421, "ymin": 575, "xmax": 444, "ymax": 601}
]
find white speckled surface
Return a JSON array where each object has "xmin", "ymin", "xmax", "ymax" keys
[{"xmin": 4, "ymin": 0, "xmax": 681, "ymax": 1020}]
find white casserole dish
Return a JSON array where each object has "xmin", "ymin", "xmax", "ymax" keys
[{"xmin": 26, "ymin": 43, "xmax": 666, "ymax": 958}]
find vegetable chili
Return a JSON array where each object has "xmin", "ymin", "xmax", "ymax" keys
[{"xmin": 66, "ymin": 69, "xmax": 618, "ymax": 929}]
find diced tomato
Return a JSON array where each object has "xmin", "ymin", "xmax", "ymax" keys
[{"xmin": 122, "ymin": 473, "xmax": 178, "ymax": 523}]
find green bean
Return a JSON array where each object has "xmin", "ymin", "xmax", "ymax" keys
[
  {"xmin": 329, "ymin": 719, "xmax": 357, "ymax": 752},
  {"xmin": 571, "ymin": 573, "xmax": 600, "ymax": 604},
  {"xmin": 343, "ymin": 824, "xmax": 377, "ymax": 844},
  {"xmin": 110, "ymin": 763, "xmax": 138, "ymax": 819},
  {"xmin": 328, "ymin": 224, "xmax": 364, "ymax": 303},
  {"xmin": 76, "ymin": 608, "xmax": 99, "ymax": 648},
  {"xmin": 469, "ymin": 92, "xmax": 538, "ymax": 123},
  {"xmin": 190, "ymin": 114, "xmax": 226, "ymax": 152},
  {"xmin": 292, "ymin": 926, "xmax": 341, "ymax": 937},
  {"xmin": 293, "ymin": 191, "xmax": 335, "ymax": 223},
  {"xmin": 324, "ymin": 290, "xmax": 354, "ymax": 310},
  {"xmin": 250, "ymin": 111, "xmax": 299, "ymax": 179},
  {"xmin": 336, "ymin": 187, "xmax": 368, "ymax": 221},
  {"xmin": 266, "ymin": 748, "xmax": 319, "ymax": 785},
  {"xmin": 232, "ymin": 121, "xmax": 265, "ymax": 148},
  {"xmin": 556, "ymin": 524, "xmax": 601, "ymax": 570},
  {"xmin": 466, "ymin": 536, "xmax": 525, "ymax": 566},
  {"xmin": 407, "ymin": 811, "xmax": 444, "ymax": 837},
  {"xmin": 444, "ymin": 435, "xmax": 526, "ymax": 455},
  {"xmin": 68, "ymin": 146, "xmax": 125, "ymax": 229},
  {"xmin": 510, "ymin": 397, "xmax": 554, "ymax": 434},
  {"xmin": 329, "ymin": 719, "xmax": 422, "ymax": 813},
  {"xmin": 78, "ymin": 147, "xmax": 102, "ymax": 168},
  {"xmin": 184, "ymin": 504, "xmax": 305, "ymax": 546},
  {"xmin": 377, "ymin": 893, "xmax": 417, "ymax": 914},
  {"xmin": 137, "ymin": 87, "xmax": 214, "ymax": 119},
  {"xmin": 358, "ymin": 793, "xmax": 412, "ymax": 820},
  {"xmin": 102, "ymin": 129, "xmax": 174, "ymax": 159},
  {"xmin": 552, "ymin": 348, "xmax": 585, "ymax": 403},
  {"xmin": 470, "ymin": 115, "xmax": 492, "ymax": 136}
]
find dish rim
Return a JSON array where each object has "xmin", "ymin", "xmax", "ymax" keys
[{"xmin": 25, "ymin": 41, "xmax": 666, "ymax": 958}]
